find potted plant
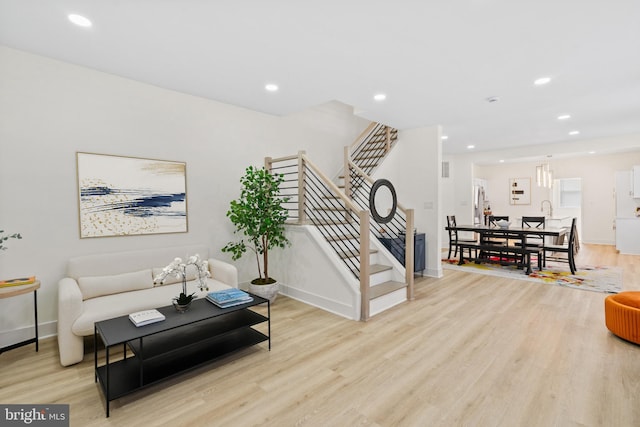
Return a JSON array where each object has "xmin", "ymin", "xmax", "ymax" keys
[{"xmin": 222, "ymin": 166, "xmax": 290, "ymax": 302}]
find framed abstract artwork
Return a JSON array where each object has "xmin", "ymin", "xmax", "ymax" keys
[
  {"xmin": 509, "ymin": 177, "xmax": 531, "ymax": 205},
  {"xmin": 76, "ymin": 152, "xmax": 188, "ymax": 238}
]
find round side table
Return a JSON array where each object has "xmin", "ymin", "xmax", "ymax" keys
[{"xmin": 0, "ymin": 280, "xmax": 40, "ymax": 353}]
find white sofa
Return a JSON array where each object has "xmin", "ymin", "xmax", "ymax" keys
[{"xmin": 57, "ymin": 245, "xmax": 237, "ymax": 366}]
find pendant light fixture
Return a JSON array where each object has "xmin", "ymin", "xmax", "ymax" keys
[{"xmin": 536, "ymin": 159, "xmax": 553, "ymax": 188}]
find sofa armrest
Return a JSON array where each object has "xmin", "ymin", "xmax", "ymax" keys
[
  {"xmin": 58, "ymin": 277, "xmax": 83, "ymax": 321},
  {"xmin": 208, "ymin": 258, "xmax": 238, "ymax": 288},
  {"xmin": 57, "ymin": 277, "xmax": 85, "ymax": 366}
]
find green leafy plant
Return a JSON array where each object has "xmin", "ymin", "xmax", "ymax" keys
[
  {"xmin": 0, "ymin": 230, "xmax": 22, "ymax": 251},
  {"xmin": 222, "ymin": 166, "xmax": 290, "ymax": 285}
]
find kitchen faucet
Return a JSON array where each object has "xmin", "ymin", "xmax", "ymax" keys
[{"xmin": 541, "ymin": 199, "xmax": 553, "ymax": 218}]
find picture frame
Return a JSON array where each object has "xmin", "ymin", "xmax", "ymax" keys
[
  {"xmin": 509, "ymin": 177, "xmax": 531, "ymax": 205},
  {"xmin": 76, "ymin": 152, "xmax": 188, "ymax": 238}
]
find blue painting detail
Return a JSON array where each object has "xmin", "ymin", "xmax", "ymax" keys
[{"xmin": 80, "ymin": 187, "xmax": 186, "ymax": 218}]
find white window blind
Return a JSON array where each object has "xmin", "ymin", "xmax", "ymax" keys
[{"xmin": 559, "ymin": 178, "xmax": 581, "ymax": 208}]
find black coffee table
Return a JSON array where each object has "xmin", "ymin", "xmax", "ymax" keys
[{"xmin": 94, "ymin": 295, "xmax": 270, "ymax": 417}]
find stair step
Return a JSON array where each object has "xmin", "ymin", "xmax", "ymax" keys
[
  {"xmin": 369, "ymin": 264, "xmax": 392, "ymax": 274},
  {"xmin": 338, "ymin": 248, "xmax": 378, "ymax": 259},
  {"xmin": 369, "ymin": 280, "xmax": 407, "ymax": 300},
  {"xmin": 326, "ymin": 233, "xmax": 358, "ymax": 242},
  {"xmin": 349, "ymin": 263, "xmax": 392, "ymax": 278}
]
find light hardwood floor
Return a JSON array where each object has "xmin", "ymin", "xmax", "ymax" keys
[{"xmin": 1, "ymin": 244, "xmax": 639, "ymax": 426}]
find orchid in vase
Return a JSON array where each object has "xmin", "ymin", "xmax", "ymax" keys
[{"xmin": 154, "ymin": 254, "xmax": 210, "ymax": 309}]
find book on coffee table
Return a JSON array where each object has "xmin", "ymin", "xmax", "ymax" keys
[
  {"xmin": 206, "ymin": 289, "xmax": 252, "ymax": 308},
  {"xmin": 129, "ymin": 309, "xmax": 166, "ymax": 327}
]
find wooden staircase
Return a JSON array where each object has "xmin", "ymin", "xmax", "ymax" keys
[
  {"xmin": 328, "ymin": 222, "xmax": 408, "ymax": 318},
  {"xmin": 265, "ymin": 121, "xmax": 412, "ymax": 321},
  {"xmin": 350, "ymin": 123, "xmax": 398, "ymax": 175}
]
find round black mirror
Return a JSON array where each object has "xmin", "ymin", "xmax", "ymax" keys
[{"xmin": 369, "ymin": 179, "xmax": 397, "ymax": 224}]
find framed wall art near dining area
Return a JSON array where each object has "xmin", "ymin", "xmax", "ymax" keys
[
  {"xmin": 76, "ymin": 152, "xmax": 188, "ymax": 238},
  {"xmin": 509, "ymin": 177, "xmax": 531, "ymax": 205}
]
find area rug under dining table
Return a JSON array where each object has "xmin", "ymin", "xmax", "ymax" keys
[{"xmin": 442, "ymin": 258, "xmax": 622, "ymax": 294}]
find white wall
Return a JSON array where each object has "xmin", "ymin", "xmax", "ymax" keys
[
  {"xmin": 374, "ymin": 126, "xmax": 443, "ymax": 277},
  {"xmin": 441, "ymin": 154, "xmax": 476, "ymax": 247},
  {"xmin": 271, "ymin": 225, "xmax": 361, "ymax": 320},
  {"xmin": 0, "ymin": 46, "xmax": 369, "ymax": 344}
]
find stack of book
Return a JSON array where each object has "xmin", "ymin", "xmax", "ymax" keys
[
  {"xmin": 206, "ymin": 288, "xmax": 253, "ymax": 308},
  {"xmin": 129, "ymin": 309, "xmax": 166, "ymax": 327},
  {"xmin": 0, "ymin": 276, "xmax": 36, "ymax": 288}
]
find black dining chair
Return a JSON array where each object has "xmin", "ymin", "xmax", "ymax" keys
[
  {"xmin": 517, "ymin": 216, "xmax": 546, "ymax": 264},
  {"xmin": 519, "ymin": 216, "xmax": 546, "ymax": 246},
  {"xmin": 543, "ymin": 217, "xmax": 578, "ymax": 274},
  {"xmin": 488, "ymin": 215, "xmax": 509, "ymax": 227},
  {"xmin": 446, "ymin": 215, "xmax": 478, "ymax": 259},
  {"xmin": 486, "ymin": 215, "xmax": 511, "ymax": 246}
]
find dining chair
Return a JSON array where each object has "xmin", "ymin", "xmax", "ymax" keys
[
  {"xmin": 488, "ymin": 215, "xmax": 509, "ymax": 227},
  {"xmin": 520, "ymin": 216, "xmax": 546, "ymax": 245},
  {"xmin": 446, "ymin": 215, "xmax": 477, "ymax": 259},
  {"xmin": 518, "ymin": 215, "xmax": 546, "ymax": 263},
  {"xmin": 486, "ymin": 215, "xmax": 511, "ymax": 246},
  {"xmin": 543, "ymin": 217, "xmax": 577, "ymax": 274}
]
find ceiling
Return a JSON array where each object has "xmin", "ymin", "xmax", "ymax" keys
[{"xmin": 1, "ymin": 0, "xmax": 640, "ymax": 155}]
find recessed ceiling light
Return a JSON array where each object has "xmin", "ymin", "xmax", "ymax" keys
[
  {"xmin": 557, "ymin": 114, "xmax": 571, "ymax": 120},
  {"xmin": 68, "ymin": 14, "xmax": 92, "ymax": 27},
  {"xmin": 588, "ymin": 151, "xmax": 596, "ymax": 154},
  {"xmin": 534, "ymin": 76, "xmax": 552, "ymax": 86},
  {"xmin": 499, "ymin": 160, "xmax": 505, "ymax": 163},
  {"xmin": 441, "ymin": 135, "xmax": 449, "ymax": 140},
  {"xmin": 265, "ymin": 84, "xmax": 279, "ymax": 92},
  {"xmin": 373, "ymin": 93, "xmax": 386, "ymax": 101},
  {"xmin": 467, "ymin": 145, "xmax": 475, "ymax": 150},
  {"xmin": 569, "ymin": 130, "xmax": 580, "ymax": 136}
]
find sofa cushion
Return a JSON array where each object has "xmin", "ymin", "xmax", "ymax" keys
[
  {"xmin": 77, "ymin": 269, "xmax": 153, "ymax": 300},
  {"xmin": 67, "ymin": 245, "xmax": 210, "ymax": 279},
  {"xmin": 72, "ymin": 278, "xmax": 232, "ymax": 335}
]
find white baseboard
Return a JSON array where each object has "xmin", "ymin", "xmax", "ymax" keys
[
  {"xmin": 279, "ymin": 285, "xmax": 359, "ymax": 320},
  {"xmin": 425, "ymin": 266, "xmax": 443, "ymax": 278},
  {"xmin": 0, "ymin": 320, "xmax": 57, "ymax": 349}
]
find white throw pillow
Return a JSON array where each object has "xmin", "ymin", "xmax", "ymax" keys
[{"xmin": 78, "ymin": 269, "xmax": 153, "ymax": 300}]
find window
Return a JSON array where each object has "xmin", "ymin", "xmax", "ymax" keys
[{"xmin": 559, "ymin": 178, "xmax": 581, "ymax": 208}]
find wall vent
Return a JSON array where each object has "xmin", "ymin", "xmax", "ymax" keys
[{"xmin": 442, "ymin": 161, "xmax": 450, "ymax": 178}]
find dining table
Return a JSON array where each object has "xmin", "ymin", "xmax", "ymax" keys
[{"xmin": 446, "ymin": 224, "xmax": 569, "ymax": 274}]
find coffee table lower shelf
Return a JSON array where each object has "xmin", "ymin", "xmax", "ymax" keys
[
  {"xmin": 96, "ymin": 328, "xmax": 267, "ymax": 400},
  {"xmin": 94, "ymin": 297, "xmax": 270, "ymax": 417}
]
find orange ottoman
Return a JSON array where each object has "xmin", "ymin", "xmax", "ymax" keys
[{"xmin": 605, "ymin": 292, "xmax": 640, "ymax": 345}]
